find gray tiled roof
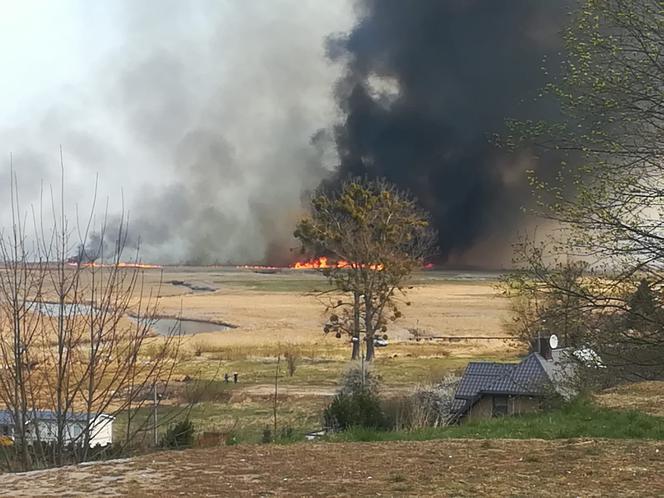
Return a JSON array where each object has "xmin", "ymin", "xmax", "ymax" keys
[
  {"xmin": 535, "ymin": 349, "xmax": 578, "ymax": 400},
  {"xmin": 455, "ymin": 362, "xmax": 513, "ymax": 400},
  {"xmin": 482, "ymin": 354, "xmax": 550, "ymax": 396},
  {"xmin": 452, "ymin": 351, "xmax": 569, "ymax": 419},
  {"xmin": 450, "ymin": 398, "xmax": 468, "ymax": 413},
  {"xmin": 0, "ymin": 410, "xmax": 13, "ymax": 425}
]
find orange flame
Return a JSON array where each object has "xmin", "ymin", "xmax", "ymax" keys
[{"xmin": 291, "ymin": 256, "xmax": 383, "ymax": 271}]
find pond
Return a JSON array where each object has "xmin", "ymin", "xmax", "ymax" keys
[
  {"xmin": 31, "ymin": 302, "xmax": 232, "ymax": 336},
  {"xmin": 140, "ymin": 317, "xmax": 232, "ymax": 336}
]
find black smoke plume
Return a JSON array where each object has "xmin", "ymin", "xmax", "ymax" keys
[{"xmin": 328, "ymin": 0, "xmax": 571, "ymax": 266}]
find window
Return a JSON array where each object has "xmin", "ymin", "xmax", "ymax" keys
[
  {"xmin": 492, "ymin": 395, "xmax": 509, "ymax": 417},
  {"xmin": 0, "ymin": 424, "xmax": 9, "ymax": 435}
]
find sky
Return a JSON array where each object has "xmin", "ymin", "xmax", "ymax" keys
[
  {"xmin": 0, "ymin": 1, "xmax": 115, "ymax": 120},
  {"xmin": 0, "ymin": 0, "xmax": 355, "ymax": 263}
]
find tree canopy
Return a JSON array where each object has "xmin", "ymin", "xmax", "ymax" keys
[
  {"xmin": 505, "ymin": 0, "xmax": 664, "ymax": 381},
  {"xmin": 294, "ymin": 177, "xmax": 436, "ymax": 361}
]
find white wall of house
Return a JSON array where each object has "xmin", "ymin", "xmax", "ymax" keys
[
  {"xmin": 15, "ymin": 414, "xmax": 113, "ymax": 447},
  {"xmin": 26, "ymin": 420, "xmax": 60, "ymax": 443},
  {"xmin": 89, "ymin": 416, "xmax": 113, "ymax": 446}
]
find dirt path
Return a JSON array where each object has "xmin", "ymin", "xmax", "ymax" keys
[
  {"xmin": 2, "ymin": 438, "xmax": 662, "ymax": 496},
  {"xmin": 236, "ymin": 384, "xmax": 338, "ymax": 398},
  {"xmin": 235, "ymin": 384, "xmax": 415, "ymax": 398}
]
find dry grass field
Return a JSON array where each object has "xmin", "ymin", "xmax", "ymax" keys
[
  {"xmin": 595, "ymin": 381, "xmax": 664, "ymax": 417},
  {"xmin": 118, "ymin": 267, "xmax": 518, "ymax": 439},
  {"xmin": 2, "ymin": 266, "xmax": 519, "ymax": 443},
  {"xmin": 148, "ymin": 267, "xmax": 513, "ymax": 353}
]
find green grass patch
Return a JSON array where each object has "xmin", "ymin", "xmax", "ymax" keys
[
  {"xmin": 216, "ymin": 275, "xmax": 331, "ymax": 293},
  {"xmin": 373, "ymin": 354, "xmax": 512, "ymax": 385},
  {"xmin": 113, "ymin": 398, "xmax": 326, "ymax": 445},
  {"xmin": 175, "ymin": 354, "xmax": 511, "ymax": 388},
  {"xmin": 211, "ymin": 270, "xmax": 501, "ymax": 292},
  {"xmin": 329, "ymin": 399, "xmax": 664, "ymax": 442}
]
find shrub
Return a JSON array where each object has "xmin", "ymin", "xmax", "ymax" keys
[
  {"xmin": 283, "ymin": 347, "xmax": 300, "ymax": 377},
  {"xmin": 323, "ymin": 390, "xmax": 387, "ymax": 431},
  {"xmin": 382, "ymin": 375, "xmax": 460, "ymax": 430},
  {"xmin": 339, "ymin": 362, "xmax": 381, "ymax": 396},
  {"xmin": 161, "ymin": 419, "xmax": 195, "ymax": 449},
  {"xmin": 182, "ymin": 380, "xmax": 232, "ymax": 404},
  {"xmin": 323, "ymin": 362, "xmax": 386, "ymax": 431},
  {"xmin": 261, "ymin": 426, "xmax": 273, "ymax": 444}
]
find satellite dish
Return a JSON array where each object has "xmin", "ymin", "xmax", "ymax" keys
[{"xmin": 549, "ymin": 334, "xmax": 559, "ymax": 349}]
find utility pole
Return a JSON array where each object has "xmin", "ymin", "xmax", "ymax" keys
[
  {"xmin": 153, "ymin": 384, "xmax": 158, "ymax": 447},
  {"xmin": 273, "ymin": 354, "xmax": 280, "ymax": 437},
  {"xmin": 360, "ymin": 336, "xmax": 365, "ymax": 389}
]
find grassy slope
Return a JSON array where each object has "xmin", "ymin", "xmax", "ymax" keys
[
  {"xmin": 118, "ymin": 397, "xmax": 664, "ymax": 446},
  {"xmin": 331, "ymin": 399, "xmax": 664, "ymax": 443}
]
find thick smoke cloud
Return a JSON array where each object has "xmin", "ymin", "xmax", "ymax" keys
[
  {"xmin": 2, "ymin": 1, "xmax": 572, "ymax": 267},
  {"xmin": 329, "ymin": 0, "xmax": 570, "ymax": 266},
  {"xmin": 0, "ymin": 1, "xmax": 352, "ymax": 265}
]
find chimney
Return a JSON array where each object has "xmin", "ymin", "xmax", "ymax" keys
[{"xmin": 533, "ymin": 336, "xmax": 553, "ymax": 361}]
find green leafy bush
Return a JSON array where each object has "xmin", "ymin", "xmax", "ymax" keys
[
  {"xmin": 161, "ymin": 419, "xmax": 195, "ymax": 449},
  {"xmin": 182, "ymin": 380, "xmax": 232, "ymax": 404},
  {"xmin": 339, "ymin": 362, "xmax": 381, "ymax": 396},
  {"xmin": 324, "ymin": 390, "xmax": 387, "ymax": 430}
]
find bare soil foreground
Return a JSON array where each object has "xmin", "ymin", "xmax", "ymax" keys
[{"xmin": 2, "ymin": 439, "xmax": 663, "ymax": 497}]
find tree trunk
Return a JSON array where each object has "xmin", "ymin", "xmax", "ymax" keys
[
  {"xmin": 365, "ymin": 337, "xmax": 375, "ymax": 362},
  {"xmin": 351, "ymin": 339, "xmax": 360, "ymax": 360},
  {"xmin": 351, "ymin": 291, "xmax": 361, "ymax": 360}
]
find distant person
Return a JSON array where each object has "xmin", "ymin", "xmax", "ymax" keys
[
  {"xmin": 224, "ymin": 373, "xmax": 229, "ymax": 383},
  {"xmin": 233, "ymin": 371, "xmax": 238, "ymax": 384}
]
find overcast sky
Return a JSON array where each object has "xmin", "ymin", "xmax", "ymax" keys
[{"xmin": 0, "ymin": 0, "xmax": 354, "ymax": 263}]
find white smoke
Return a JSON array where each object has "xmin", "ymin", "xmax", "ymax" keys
[{"xmin": 0, "ymin": 0, "xmax": 354, "ymax": 264}]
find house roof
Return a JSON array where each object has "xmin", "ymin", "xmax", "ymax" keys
[
  {"xmin": 481, "ymin": 354, "xmax": 550, "ymax": 396},
  {"xmin": 0, "ymin": 410, "xmax": 12, "ymax": 425},
  {"xmin": 455, "ymin": 362, "xmax": 515, "ymax": 400},
  {"xmin": 535, "ymin": 348, "xmax": 578, "ymax": 399},
  {"xmin": 452, "ymin": 349, "xmax": 578, "ymax": 418},
  {"xmin": 0, "ymin": 410, "xmax": 114, "ymax": 425},
  {"xmin": 455, "ymin": 354, "xmax": 550, "ymax": 400}
]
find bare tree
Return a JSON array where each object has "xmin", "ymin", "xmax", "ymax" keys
[
  {"xmin": 0, "ymin": 164, "xmax": 47, "ymax": 470},
  {"xmin": 0, "ymin": 158, "xmax": 181, "ymax": 470},
  {"xmin": 500, "ymin": 254, "xmax": 591, "ymax": 349}
]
